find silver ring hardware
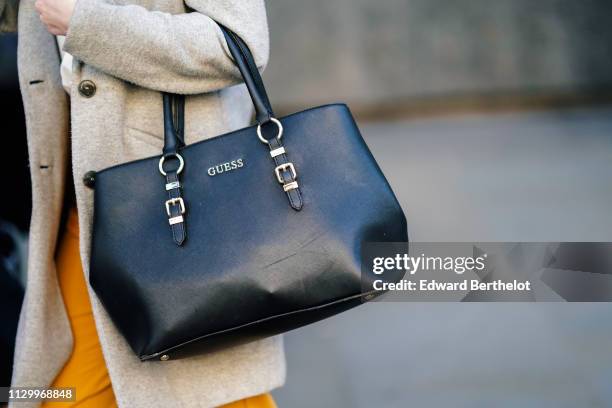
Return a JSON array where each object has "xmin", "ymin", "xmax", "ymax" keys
[
  {"xmin": 257, "ymin": 117, "xmax": 283, "ymax": 144},
  {"xmin": 165, "ymin": 197, "xmax": 186, "ymax": 217},
  {"xmin": 159, "ymin": 153, "xmax": 185, "ymax": 176},
  {"xmin": 274, "ymin": 162, "xmax": 297, "ymax": 184}
]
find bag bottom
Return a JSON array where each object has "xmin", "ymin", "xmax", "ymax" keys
[{"xmin": 140, "ymin": 291, "xmax": 380, "ymax": 361}]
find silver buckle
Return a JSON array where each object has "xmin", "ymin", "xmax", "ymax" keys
[
  {"xmin": 274, "ymin": 162, "xmax": 297, "ymax": 184},
  {"xmin": 165, "ymin": 197, "xmax": 185, "ymax": 216}
]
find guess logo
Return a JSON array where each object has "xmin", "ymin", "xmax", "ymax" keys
[{"xmin": 207, "ymin": 158, "xmax": 244, "ymax": 176}]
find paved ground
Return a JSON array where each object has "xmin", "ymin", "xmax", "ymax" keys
[{"xmin": 273, "ymin": 107, "xmax": 612, "ymax": 407}]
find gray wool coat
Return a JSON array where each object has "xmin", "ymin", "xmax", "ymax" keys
[{"xmin": 0, "ymin": 0, "xmax": 286, "ymax": 407}]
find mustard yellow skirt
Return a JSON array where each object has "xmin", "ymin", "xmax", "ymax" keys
[{"xmin": 44, "ymin": 207, "xmax": 276, "ymax": 408}]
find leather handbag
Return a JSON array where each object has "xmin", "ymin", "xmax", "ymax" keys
[{"xmin": 89, "ymin": 25, "xmax": 408, "ymax": 361}]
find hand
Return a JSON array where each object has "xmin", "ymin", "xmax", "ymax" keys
[{"xmin": 35, "ymin": 0, "xmax": 76, "ymax": 36}]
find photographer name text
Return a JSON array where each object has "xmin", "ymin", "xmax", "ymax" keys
[{"xmin": 373, "ymin": 279, "xmax": 531, "ymax": 292}]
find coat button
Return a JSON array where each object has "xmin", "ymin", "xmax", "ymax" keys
[
  {"xmin": 78, "ymin": 80, "xmax": 96, "ymax": 97},
  {"xmin": 83, "ymin": 170, "xmax": 96, "ymax": 188}
]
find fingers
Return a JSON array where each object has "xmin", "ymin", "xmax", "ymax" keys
[
  {"xmin": 39, "ymin": 12, "xmax": 67, "ymax": 36},
  {"xmin": 42, "ymin": 21, "xmax": 66, "ymax": 36},
  {"xmin": 34, "ymin": 0, "xmax": 43, "ymax": 14},
  {"xmin": 47, "ymin": 25, "xmax": 65, "ymax": 36},
  {"xmin": 35, "ymin": 0, "xmax": 69, "ymax": 36}
]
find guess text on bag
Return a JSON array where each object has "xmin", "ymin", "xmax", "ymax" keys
[{"xmin": 207, "ymin": 158, "xmax": 244, "ymax": 176}]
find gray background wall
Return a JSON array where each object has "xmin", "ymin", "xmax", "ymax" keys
[{"xmin": 265, "ymin": 0, "xmax": 612, "ymax": 114}]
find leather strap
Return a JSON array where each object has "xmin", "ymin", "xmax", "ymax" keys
[
  {"xmin": 164, "ymin": 171, "xmax": 186, "ymax": 245},
  {"xmin": 268, "ymin": 137, "xmax": 303, "ymax": 210},
  {"xmin": 162, "ymin": 92, "xmax": 187, "ymax": 245},
  {"xmin": 173, "ymin": 94, "xmax": 185, "ymax": 145},
  {"xmin": 216, "ymin": 26, "xmax": 304, "ymax": 210},
  {"xmin": 162, "ymin": 26, "xmax": 274, "ymax": 151},
  {"xmin": 163, "ymin": 93, "xmax": 184, "ymax": 155},
  {"xmin": 219, "ymin": 25, "xmax": 274, "ymax": 125}
]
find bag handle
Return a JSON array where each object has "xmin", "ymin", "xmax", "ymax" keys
[
  {"xmin": 159, "ymin": 24, "xmax": 302, "ymax": 246},
  {"xmin": 219, "ymin": 24, "xmax": 275, "ymax": 124},
  {"xmin": 162, "ymin": 93, "xmax": 184, "ymax": 156},
  {"xmin": 162, "ymin": 25, "xmax": 276, "ymax": 153}
]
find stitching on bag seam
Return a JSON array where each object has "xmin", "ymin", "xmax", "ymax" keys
[
  {"xmin": 140, "ymin": 291, "xmax": 374, "ymax": 360},
  {"xmin": 96, "ymin": 104, "xmax": 349, "ymax": 176}
]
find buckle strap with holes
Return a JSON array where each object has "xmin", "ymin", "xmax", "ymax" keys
[
  {"xmin": 159, "ymin": 153, "xmax": 187, "ymax": 245},
  {"xmin": 259, "ymin": 118, "xmax": 303, "ymax": 211}
]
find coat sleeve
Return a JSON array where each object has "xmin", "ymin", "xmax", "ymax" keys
[
  {"xmin": 0, "ymin": 0, "xmax": 18, "ymax": 33},
  {"xmin": 63, "ymin": 0, "xmax": 269, "ymax": 94}
]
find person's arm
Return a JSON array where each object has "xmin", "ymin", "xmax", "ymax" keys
[
  {"xmin": 63, "ymin": 0, "xmax": 269, "ymax": 94},
  {"xmin": 0, "ymin": 0, "xmax": 18, "ymax": 33}
]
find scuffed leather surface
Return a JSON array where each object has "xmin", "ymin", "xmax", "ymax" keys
[{"xmin": 90, "ymin": 103, "xmax": 407, "ymax": 360}]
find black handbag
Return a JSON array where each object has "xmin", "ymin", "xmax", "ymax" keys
[{"xmin": 89, "ymin": 25, "xmax": 408, "ymax": 361}]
